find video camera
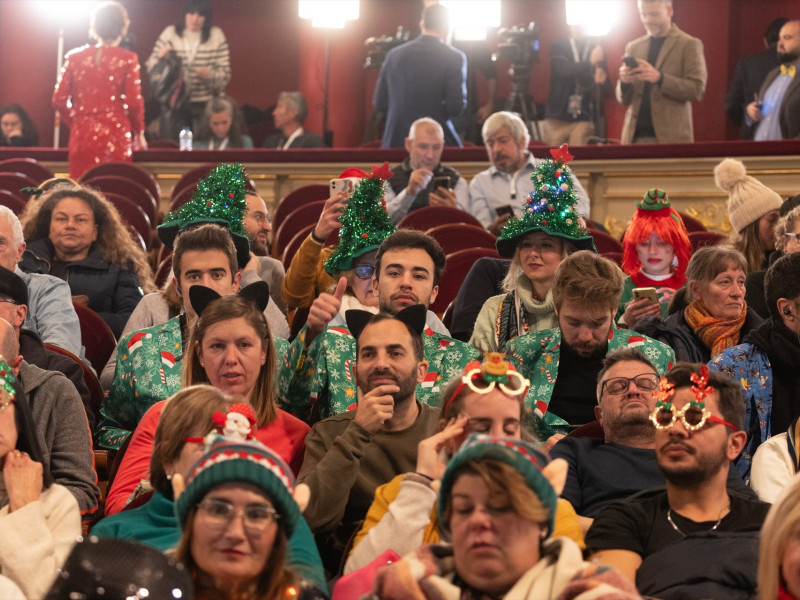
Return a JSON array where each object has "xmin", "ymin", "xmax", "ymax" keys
[
  {"xmin": 493, "ymin": 22, "xmax": 541, "ymax": 69},
  {"xmin": 364, "ymin": 27, "xmax": 410, "ymax": 69}
]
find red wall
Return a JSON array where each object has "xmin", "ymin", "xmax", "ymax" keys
[{"xmin": 1, "ymin": 0, "xmax": 797, "ymax": 148}]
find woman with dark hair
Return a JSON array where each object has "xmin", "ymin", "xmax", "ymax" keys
[
  {"xmin": 0, "ymin": 103, "xmax": 39, "ymax": 147},
  {"xmin": 195, "ymin": 95, "xmax": 253, "ymax": 149},
  {"xmin": 52, "ymin": 1, "xmax": 146, "ymax": 178},
  {"xmin": 19, "ymin": 186, "xmax": 156, "ymax": 337},
  {"xmin": 146, "ymin": 0, "xmax": 231, "ymax": 139},
  {"xmin": 0, "ymin": 361, "xmax": 81, "ymax": 600}
]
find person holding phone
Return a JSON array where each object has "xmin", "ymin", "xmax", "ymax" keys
[{"xmin": 618, "ymin": 189, "xmax": 692, "ymax": 329}]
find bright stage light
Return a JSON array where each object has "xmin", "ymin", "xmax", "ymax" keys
[
  {"xmin": 565, "ymin": 0, "xmax": 625, "ymax": 37},
  {"xmin": 298, "ymin": 0, "xmax": 359, "ymax": 29},
  {"xmin": 29, "ymin": 0, "xmax": 94, "ymax": 25},
  {"xmin": 440, "ymin": 0, "xmax": 501, "ymax": 42}
]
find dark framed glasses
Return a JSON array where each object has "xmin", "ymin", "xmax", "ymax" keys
[
  {"xmin": 601, "ymin": 373, "xmax": 659, "ymax": 396},
  {"xmin": 354, "ymin": 265, "xmax": 375, "ymax": 280},
  {"xmin": 649, "ymin": 402, "xmax": 736, "ymax": 432}
]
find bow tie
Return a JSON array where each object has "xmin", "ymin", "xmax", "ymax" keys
[{"xmin": 780, "ymin": 64, "xmax": 796, "ymax": 77}]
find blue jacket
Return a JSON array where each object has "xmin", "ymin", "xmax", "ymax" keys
[{"xmin": 20, "ymin": 238, "xmax": 143, "ymax": 338}]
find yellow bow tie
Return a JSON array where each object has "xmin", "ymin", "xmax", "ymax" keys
[{"xmin": 781, "ymin": 64, "xmax": 796, "ymax": 77}]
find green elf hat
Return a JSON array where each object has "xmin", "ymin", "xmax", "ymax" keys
[
  {"xmin": 496, "ymin": 144, "xmax": 596, "ymax": 257},
  {"xmin": 157, "ymin": 163, "xmax": 251, "ymax": 269},
  {"xmin": 323, "ymin": 162, "xmax": 397, "ymax": 275}
]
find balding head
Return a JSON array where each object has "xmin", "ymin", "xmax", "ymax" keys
[
  {"xmin": 778, "ymin": 20, "xmax": 800, "ymax": 62},
  {"xmin": 0, "ymin": 317, "xmax": 20, "ymax": 369}
]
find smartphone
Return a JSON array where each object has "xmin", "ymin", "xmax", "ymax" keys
[
  {"xmin": 632, "ymin": 287, "xmax": 659, "ymax": 305},
  {"xmin": 431, "ymin": 176, "xmax": 451, "ymax": 191},
  {"xmin": 329, "ymin": 177, "xmax": 361, "ymax": 197},
  {"xmin": 623, "ymin": 56, "xmax": 639, "ymax": 69},
  {"xmin": 496, "ymin": 205, "xmax": 515, "ymax": 218}
]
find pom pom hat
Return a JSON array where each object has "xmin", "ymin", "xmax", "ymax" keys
[
  {"xmin": 622, "ymin": 189, "xmax": 691, "ymax": 279},
  {"xmin": 324, "ymin": 162, "xmax": 396, "ymax": 275},
  {"xmin": 437, "ymin": 434, "xmax": 557, "ymax": 535},
  {"xmin": 714, "ymin": 158, "xmax": 782, "ymax": 234},
  {"xmin": 496, "ymin": 144, "xmax": 595, "ymax": 257},
  {"xmin": 175, "ymin": 436, "xmax": 301, "ymax": 536}
]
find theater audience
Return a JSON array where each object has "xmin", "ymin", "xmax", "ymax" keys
[
  {"xmin": 758, "ymin": 473, "xmax": 800, "ymax": 600},
  {"xmin": 711, "ymin": 252, "xmax": 800, "ymax": 479},
  {"xmin": 19, "ymin": 186, "xmax": 155, "ymax": 338},
  {"xmin": 587, "ymin": 364, "xmax": 769, "ymax": 599},
  {"xmin": 194, "ymin": 94, "xmax": 253, "ymax": 149},
  {"xmin": 174, "ymin": 435, "xmax": 328, "ymax": 599},
  {"xmin": 370, "ymin": 434, "xmax": 640, "ymax": 600},
  {"xmin": 0, "ymin": 361, "xmax": 81, "ymax": 600},
  {"xmin": 0, "ymin": 103, "xmax": 39, "ymax": 147},
  {"xmin": 262, "ymin": 91, "xmax": 325, "ymax": 149},
  {"xmin": 636, "ymin": 246, "xmax": 762, "ymax": 363},
  {"xmin": 147, "ymin": 0, "xmax": 230, "ymax": 139},
  {"xmin": 715, "ymin": 157, "xmax": 782, "ymax": 273},
  {"xmin": 52, "ymin": 1, "xmax": 146, "ymax": 178},
  {"xmin": 619, "ymin": 189, "xmax": 692, "ymax": 329}
]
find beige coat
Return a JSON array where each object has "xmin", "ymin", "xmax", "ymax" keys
[{"xmin": 616, "ymin": 24, "xmax": 707, "ymax": 143}]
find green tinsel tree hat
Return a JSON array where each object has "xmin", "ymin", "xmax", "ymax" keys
[
  {"xmin": 157, "ymin": 163, "xmax": 251, "ymax": 269},
  {"xmin": 323, "ymin": 162, "xmax": 397, "ymax": 275},
  {"xmin": 496, "ymin": 144, "xmax": 596, "ymax": 257}
]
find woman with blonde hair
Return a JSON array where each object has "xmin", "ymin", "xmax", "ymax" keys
[{"xmin": 757, "ymin": 473, "xmax": 800, "ymax": 599}]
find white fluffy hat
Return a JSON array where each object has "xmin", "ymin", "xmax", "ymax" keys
[{"xmin": 714, "ymin": 158, "xmax": 782, "ymax": 233}]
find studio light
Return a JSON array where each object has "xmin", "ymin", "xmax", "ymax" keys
[
  {"xmin": 440, "ymin": 0, "xmax": 501, "ymax": 42},
  {"xmin": 298, "ymin": 0, "xmax": 359, "ymax": 30},
  {"xmin": 565, "ymin": 0, "xmax": 625, "ymax": 37}
]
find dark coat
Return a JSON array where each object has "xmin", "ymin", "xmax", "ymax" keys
[
  {"xmin": 636, "ymin": 307, "xmax": 763, "ymax": 364},
  {"xmin": 20, "ymin": 238, "xmax": 142, "ymax": 338},
  {"xmin": 758, "ymin": 58, "xmax": 800, "ymax": 139}
]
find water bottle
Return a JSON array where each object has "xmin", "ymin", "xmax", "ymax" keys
[{"xmin": 179, "ymin": 127, "xmax": 193, "ymax": 151}]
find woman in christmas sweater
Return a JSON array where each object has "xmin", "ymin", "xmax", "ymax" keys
[{"xmin": 618, "ymin": 188, "xmax": 692, "ymax": 330}]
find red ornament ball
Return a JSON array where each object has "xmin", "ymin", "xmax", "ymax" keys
[
  {"xmin": 229, "ymin": 192, "xmax": 235, "ymax": 198},
  {"xmin": 206, "ymin": 201, "xmax": 212, "ymax": 207}
]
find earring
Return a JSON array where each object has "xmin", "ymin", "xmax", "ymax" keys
[{"xmin": 671, "ymin": 256, "xmax": 678, "ymax": 268}]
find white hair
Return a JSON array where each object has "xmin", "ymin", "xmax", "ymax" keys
[
  {"xmin": 408, "ymin": 117, "xmax": 444, "ymax": 141},
  {"xmin": 0, "ymin": 206, "xmax": 24, "ymax": 247},
  {"xmin": 482, "ymin": 111, "xmax": 530, "ymax": 148}
]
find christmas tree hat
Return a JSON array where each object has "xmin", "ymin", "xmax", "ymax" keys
[
  {"xmin": 496, "ymin": 144, "xmax": 595, "ymax": 257},
  {"xmin": 157, "ymin": 163, "xmax": 251, "ymax": 269},
  {"xmin": 324, "ymin": 162, "xmax": 397, "ymax": 275}
]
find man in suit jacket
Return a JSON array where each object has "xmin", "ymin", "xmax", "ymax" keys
[
  {"xmin": 262, "ymin": 91, "xmax": 326, "ymax": 149},
  {"xmin": 373, "ymin": 3, "xmax": 466, "ymax": 148},
  {"xmin": 747, "ymin": 20, "xmax": 800, "ymax": 140},
  {"xmin": 616, "ymin": 0, "xmax": 707, "ymax": 144}
]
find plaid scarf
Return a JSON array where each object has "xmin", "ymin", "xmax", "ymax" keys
[{"xmin": 684, "ymin": 300, "xmax": 746, "ymax": 357}]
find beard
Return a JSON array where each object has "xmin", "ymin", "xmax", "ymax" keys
[
  {"xmin": 561, "ymin": 337, "xmax": 609, "ymax": 361},
  {"xmin": 601, "ymin": 406, "xmax": 653, "ymax": 440},
  {"xmin": 779, "ymin": 51, "xmax": 800, "ymax": 64},
  {"xmin": 657, "ymin": 439, "xmax": 728, "ymax": 488},
  {"xmin": 356, "ymin": 366, "xmax": 418, "ymax": 407},
  {"xmin": 250, "ymin": 237, "xmax": 269, "ymax": 257}
]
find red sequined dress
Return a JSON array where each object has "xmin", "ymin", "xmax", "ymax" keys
[{"xmin": 52, "ymin": 44, "xmax": 145, "ymax": 179}]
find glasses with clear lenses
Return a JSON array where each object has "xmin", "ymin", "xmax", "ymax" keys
[
  {"xmin": 197, "ymin": 498, "xmax": 279, "ymax": 533},
  {"xmin": 354, "ymin": 265, "xmax": 375, "ymax": 280},
  {"xmin": 601, "ymin": 373, "xmax": 659, "ymax": 396},
  {"xmin": 649, "ymin": 403, "xmax": 736, "ymax": 432},
  {"xmin": 785, "ymin": 232, "xmax": 800, "ymax": 241}
]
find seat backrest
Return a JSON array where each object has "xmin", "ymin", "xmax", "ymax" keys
[
  {"xmin": 688, "ymin": 231, "xmax": 726, "ymax": 251},
  {"xmin": 43, "ymin": 342, "xmax": 104, "ymax": 430},
  {"xmin": 590, "ymin": 230, "xmax": 624, "ymax": 254},
  {"xmin": 72, "ymin": 302, "xmax": 118, "ymax": 372},
  {"xmin": 82, "ymin": 175, "xmax": 157, "ymax": 223},
  {"xmin": 426, "ymin": 223, "xmax": 497, "ymax": 255},
  {"xmin": 282, "ymin": 224, "xmax": 316, "ymax": 269},
  {"xmin": 103, "ymin": 192, "xmax": 152, "ymax": 245},
  {"xmin": 397, "ymin": 206, "xmax": 483, "ymax": 230},
  {"xmin": 166, "ymin": 184, "xmax": 196, "ymax": 214},
  {"xmin": 0, "ymin": 172, "xmax": 38, "ymax": 197},
  {"xmin": 601, "ymin": 251, "xmax": 623, "ymax": 267},
  {"xmin": 273, "ymin": 200, "xmax": 326, "ymax": 258},
  {"xmin": 272, "ymin": 184, "xmax": 330, "ymax": 234},
  {"xmin": 431, "ymin": 247, "xmax": 499, "ymax": 314},
  {"xmin": 0, "ymin": 158, "xmax": 54, "ymax": 184},
  {"xmin": 0, "ymin": 189, "xmax": 26, "ymax": 214},
  {"xmin": 81, "ymin": 162, "xmax": 161, "ymax": 207},
  {"xmin": 170, "ymin": 163, "xmax": 218, "ymax": 199},
  {"xmin": 154, "ymin": 255, "xmax": 174, "ymax": 288},
  {"xmin": 677, "ymin": 212, "xmax": 708, "ymax": 233}
]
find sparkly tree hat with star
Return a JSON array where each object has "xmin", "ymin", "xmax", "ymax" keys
[
  {"xmin": 496, "ymin": 144, "xmax": 595, "ymax": 257},
  {"xmin": 323, "ymin": 162, "xmax": 396, "ymax": 275},
  {"xmin": 157, "ymin": 163, "xmax": 251, "ymax": 269}
]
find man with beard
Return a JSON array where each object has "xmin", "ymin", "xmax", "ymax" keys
[
  {"xmin": 748, "ymin": 20, "xmax": 800, "ymax": 140},
  {"xmin": 241, "ymin": 190, "xmax": 286, "ymax": 313},
  {"xmin": 508, "ymin": 251, "xmax": 674, "ymax": 442},
  {"xmin": 466, "ymin": 111, "xmax": 591, "ymax": 236},
  {"xmin": 298, "ymin": 305, "xmax": 440, "ymax": 576},
  {"xmin": 282, "ymin": 229, "xmax": 478, "ymax": 421},
  {"xmin": 585, "ymin": 364, "xmax": 770, "ymax": 599},
  {"xmin": 551, "ymin": 348, "xmax": 749, "ymax": 534}
]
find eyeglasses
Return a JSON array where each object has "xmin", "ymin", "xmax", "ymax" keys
[
  {"xmin": 785, "ymin": 232, "xmax": 800, "ymax": 241},
  {"xmin": 197, "ymin": 498, "xmax": 280, "ymax": 533},
  {"xmin": 353, "ymin": 265, "xmax": 375, "ymax": 280},
  {"xmin": 601, "ymin": 373, "xmax": 659, "ymax": 396},
  {"xmin": 250, "ymin": 212, "xmax": 270, "ymax": 226},
  {"xmin": 649, "ymin": 402, "xmax": 736, "ymax": 432},
  {"xmin": 0, "ymin": 296, "xmax": 17, "ymax": 306}
]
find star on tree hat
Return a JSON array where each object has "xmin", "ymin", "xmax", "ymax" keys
[
  {"xmin": 324, "ymin": 162, "xmax": 396, "ymax": 275},
  {"xmin": 496, "ymin": 144, "xmax": 596, "ymax": 257},
  {"xmin": 157, "ymin": 163, "xmax": 251, "ymax": 269}
]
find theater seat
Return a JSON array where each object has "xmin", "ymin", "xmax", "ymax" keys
[
  {"xmin": 431, "ymin": 247, "xmax": 499, "ymax": 314},
  {"xmin": 397, "ymin": 206, "xmax": 483, "ymax": 230}
]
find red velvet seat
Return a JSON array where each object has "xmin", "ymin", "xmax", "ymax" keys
[
  {"xmin": 589, "ymin": 230, "xmax": 624, "ymax": 254},
  {"xmin": 103, "ymin": 192, "xmax": 152, "ymax": 247},
  {"xmin": 688, "ymin": 231, "xmax": 726, "ymax": 251},
  {"xmin": 272, "ymin": 184, "xmax": 329, "ymax": 234},
  {"xmin": 171, "ymin": 163, "xmax": 256, "ymax": 201},
  {"xmin": 81, "ymin": 162, "xmax": 161, "ymax": 208},
  {"xmin": 282, "ymin": 224, "xmax": 316, "ymax": 269},
  {"xmin": 0, "ymin": 172, "xmax": 38, "ymax": 197},
  {"xmin": 72, "ymin": 302, "xmax": 118, "ymax": 372},
  {"xmin": 601, "ymin": 251, "xmax": 624, "ymax": 267},
  {"xmin": 426, "ymin": 223, "xmax": 497, "ymax": 255},
  {"xmin": 44, "ymin": 343, "xmax": 104, "ymax": 434},
  {"xmin": 154, "ymin": 255, "xmax": 173, "ymax": 289},
  {"xmin": 0, "ymin": 189, "xmax": 26, "ymax": 214},
  {"xmin": 273, "ymin": 200, "xmax": 325, "ymax": 259},
  {"xmin": 397, "ymin": 206, "xmax": 483, "ymax": 230},
  {"xmin": 677, "ymin": 212, "xmax": 708, "ymax": 233},
  {"xmin": 0, "ymin": 158, "xmax": 54, "ymax": 184},
  {"xmin": 82, "ymin": 175, "xmax": 157, "ymax": 224},
  {"xmin": 431, "ymin": 247, "xmax": 500, "ymax": 314},
  {"xmin": 166, "ymin": 184, "xmax": 195, "ymax": 214}
]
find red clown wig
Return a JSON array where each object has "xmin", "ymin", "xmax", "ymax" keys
[{"xmin": 622, "ymin": 189, "xmax": 692, "ymax": 280}]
